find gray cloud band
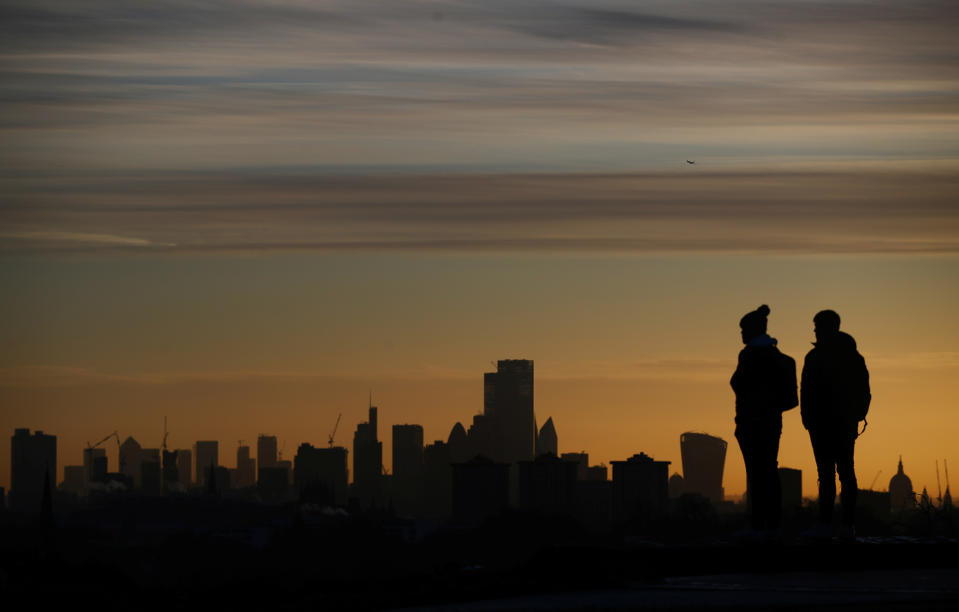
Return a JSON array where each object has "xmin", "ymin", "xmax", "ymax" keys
[
  {"xmin": 1, "ymin": 0, "xmax": 957, "ymax": 255},
  {"xmin": 2, "ymin": 169, "xmax": 957, "ymax": 254}
]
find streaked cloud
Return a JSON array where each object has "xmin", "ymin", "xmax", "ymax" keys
[
  {"xmin": 1, "ymin": 1, "xmax": 957, "ymax": 254},
  {"xmin": 2, "ymin": 167, "xmax": 958, "ymax": 254},
  {"xmin": 5, "ymin": 348, "xmax": 958, "ymax": 390},
  {"xmin": 2, "ymin": 1, "xmax": 957, "ymax": 162},
  {"xmin": 0, "ymin": 231, "xmax": 172, "ymax": 247}
]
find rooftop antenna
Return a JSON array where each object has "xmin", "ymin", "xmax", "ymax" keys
[
  {"xmin": 946, "ymin": 459, "xmax": 952, "ymax": 493},
  {"xmin": 936, "ymin": 460, "xmax": 943, "ymax": 505}
]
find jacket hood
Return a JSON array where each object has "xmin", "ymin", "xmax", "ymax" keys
[{"xmin": 814, "ymin": 330, "xmax": 857, "ymax": 350}]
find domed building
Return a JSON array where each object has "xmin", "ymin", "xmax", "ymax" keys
[
  {"xmin": 888, "ymin": 456, "xmax": 915, "ymax": 513},
  {"xmin": 447, "ymin": 422, "xmax": 470, "ymax": 463}
]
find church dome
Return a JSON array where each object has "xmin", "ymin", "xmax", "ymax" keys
[{"xmin": 889, "ymin": 456, "xmax": 914, "ymax": 512}]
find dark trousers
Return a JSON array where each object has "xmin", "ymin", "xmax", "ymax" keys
[
  {"xmin": 736, "ymin": 421, "xmax": 782, "ymax": 530},
  {"xmin": 809, "ymin": 424, "xmax": 858, "ymax": 526}
]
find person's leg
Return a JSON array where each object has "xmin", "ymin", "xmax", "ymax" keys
[
  {"xmin": 764, "ymin": 426, "xmax": 782, "ymax": 530},
  {"xmin": 736, "ymin": 427, "xmax": 762, "ymax": 531},
  {"xmin": 809, "ymin": 427, "xmax": 836, "ymax": 525},
  {"xmin": 836, "ymin": 424, "xmax": 858, "ymax": 528},
  {"xmin": 742, "ymin": 423, "xmax": 782, "ymax": 532}
]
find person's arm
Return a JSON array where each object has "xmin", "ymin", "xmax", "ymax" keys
[
  {"xmin": 731, "ymin": 350, "xmax": 745, "ymax": 394},
  {"xmin": 800, "ymin": 351, "xmax": 815, "ymax": 429},
  {"xmin": 782, "ymin": 353, "xmax": 798, "ymax": 411},
  {"xmin": 861, "ymin": 355, "xmax": 871, "ymax": 412}
]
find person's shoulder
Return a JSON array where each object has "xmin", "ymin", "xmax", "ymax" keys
[
  {"xmin": 751, "ymin": 344, "xmax": 779, "ymax": 357},
  {"xmin": 778, "ymin": 349, "xmax": 796, "ymax": 364},
  {"xmin": 837, "ymin": 331, "xmax": 858, "ymax": 351}
]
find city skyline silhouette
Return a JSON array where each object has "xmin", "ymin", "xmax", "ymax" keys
[
  {"xmin": 7, "ymin": 357, "xmax": 947, "ymax": 514},
  {"xmin": 1, "ymin": 333, "xmax": 953, "ymax": 504},
  {"xmin": 2, "ymin": 0, "xmax": 959, "ymax": 607}
]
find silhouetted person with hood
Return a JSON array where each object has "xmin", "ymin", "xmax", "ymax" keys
[
  {"xmin": 801, "ymin": 309, "xmax": 870, "ymax": 541},
  {"xmin": 731, "ymin": 305, "xmax": 798, "ymax": 539}
]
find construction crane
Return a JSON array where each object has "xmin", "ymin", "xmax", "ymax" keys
[
  {"xmin": 87, "ymin": 431, "xmax": 120, "ymax": 450},
  {"xmin": 86, "ymin": 431, "xmax": 120, "ymax": 474},
  {"xmin": 328, "ymin": 413, "xmax": 342, "ymax": 447},
  {"xmin": 937, "ymin": 460, "xmax": 943, "ymax": 505},
  {"xmin": 946, "ymin": 459, "xmax": 952, "ymax": 502},
  {"xmin": 162, "ymin": 416, "xmax": 169, "ymax": 451},
  {"xmin": 869, "ymin": 470, "xmax": 882, "ymax": 490}
]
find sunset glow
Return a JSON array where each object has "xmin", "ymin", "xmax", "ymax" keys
[{"xmin": 2, "ymin": 0, "xmax": 958, "ymax": 503}]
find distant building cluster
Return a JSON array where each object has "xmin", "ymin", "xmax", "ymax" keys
[{"xmin": 6, "ymin": 359, "xmax": 938, "ymax": 526}]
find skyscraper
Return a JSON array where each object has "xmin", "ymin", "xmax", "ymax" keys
[
  {"xmin": 119, "ymin": 436, "xmax": 142, "ymax": 488},
  {"xmin": 447, "ymin": 423, "xmax": 470, "ymax": 463},
  {"xmin": 352, "ymin": 404, "xmax": 382, "ymax": 505},
  {"xmin": 162, "ymin": 449, "xmax": 179, "ymax": 490},
  {"xmin": 392, "ymin": 424, "xmax": 424, "ymax": 515},
  {"xmin": 194, "ymin": 440, "xmax": 219, "ymax": 487},
  {"xmin": 235, "ymin": 445, "xmax": 256, "ymax": 488},
  {"xmin": 294, "ymin": 443, "xmax": 348, "ymax": 505},
  {"xmin": 257, "ymin": 435, "xmax": 278, "ymax": 470},
  {"xmin": 467, "ymin": 414, "xmax": 493, "ymax": 460},
  {"xmin": 561, "ymin": 452, "xmax": 588, "ymax": 480},
  {"xmin": 141, "ymin": 448, "xmax": 161, "ymax": 493},
  {"xmin": 83, "ymin": 447, "xmax": 107, "ymax": 484},
  {"xmin": 536, "ymin": 417, "xmax": 558, "ymax": 457},
  {"xmin": 175, "ymin": 448, "xmax": 192, "ymax": 487},
  {"xmin": 10, "ymin": 429, "xmax": 56, "ymax": 513},
  {"xmin": 423, "ymin": 440, "xmax": 452, "ymax": 519},
  {"xmin": 392, "ymin": 424, "xmax": 424, "ymax": 480},
  {"xmin": 518, "ymin": 452, "xmax": 577, "ymax": 514},
  {"xmin": 679, "ymin": 432, "xmax": 727, "ymax": 504},
  {"xmin": 452, "ymin": 455, "xmax": 510, "ymax": 526},
  {"xmin": 611, "ymin": 452, "xmax": 670, "ymax": 522},
  {"xmin": 61, "ymin": 465, "xmax": 86, "ymax": 495},
  {"xmin": 483, "ymin": 359, "xmax": 535, "ymax": 464}
]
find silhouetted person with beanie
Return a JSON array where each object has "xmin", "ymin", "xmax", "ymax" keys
[
  {"xmin": 801, "ymin": 309, "xmax": 871, "ymax": 541},
  {"xmin": 731, "ymin": 305, "xmax": 798, "ymax": 540}
]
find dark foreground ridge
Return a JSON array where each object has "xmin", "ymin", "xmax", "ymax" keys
[
  {"xmin": 3, "ymin": 499, "xmax": 958, "ymax": 611},
  {"xmin": 395, "ymin": 567, "xmax": 959, "ymax": 612}
]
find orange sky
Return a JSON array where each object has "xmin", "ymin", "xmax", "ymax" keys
[
  {"xmin": 2, "ymin": 0, "xmax": 958, "ymax": 503},
  {"xmin": 1, "ymin": 252, "xmax": 957, "ymax": 499}
]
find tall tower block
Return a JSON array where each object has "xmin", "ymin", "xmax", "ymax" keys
[{"xmin": 680, "ymin": 432, "xmax": 727, "ymax": 504}]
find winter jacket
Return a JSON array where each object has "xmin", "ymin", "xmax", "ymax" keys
[
  {"xmin": 800, "ymin": 331, "xmax": 871, "ymax": 430},
  {"xmin": 731, "ymin": 335, "xmax": 799, "ymax": 427}
]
